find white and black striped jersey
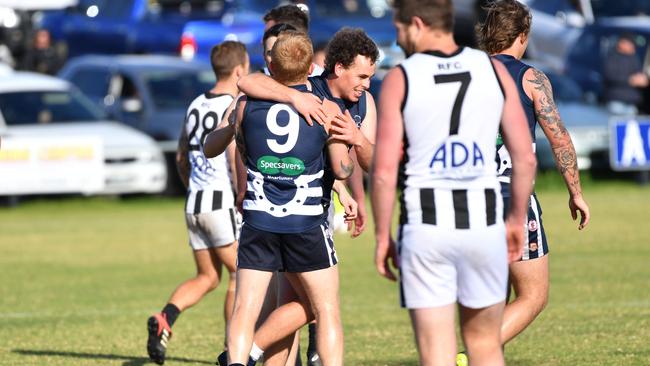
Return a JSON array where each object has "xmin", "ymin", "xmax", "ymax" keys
[
  {"xmin": 184, "ymin": 92, "xmax": 235, "ymax": 214},
  {"xmin": 398, "ymin": 47, "xmax": 505, "ymax": 229}
]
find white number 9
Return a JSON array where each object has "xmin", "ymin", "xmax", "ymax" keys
[{"xmin": 266, "ymin": 104, "xmax": 299, "ymax": 154}]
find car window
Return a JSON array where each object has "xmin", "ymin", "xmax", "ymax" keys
[
  {"xmin": 0, "ymin": 90, "xmax": 104, "ymax": 125},
  {"xmin": 68, "ymin": 68, "xmax": 111, "ymax": 98},
  {"xmin": 78, "ymin": 0, "xmax": 133, "ymax": 18},
  {"xmin": 144, "ymin": 70, "xmax": 215, "ymax": 109},
  {"xmin": 592, "ymin": 0, "xmax": 650, "ymax": 17},
  {"xmin": 530, "ymin": 0, "xmax": 576, "ymax": 15},
  {"xmin": 313, "ymin": 1, "xmax": 391, "ymax": 18}
]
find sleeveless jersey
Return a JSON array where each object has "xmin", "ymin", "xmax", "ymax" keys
[
  {"xmin": 308, "ymin": 73, "xmax": 368, "ymax": 207},
  {"xmin": 241, "ymin": 84, "xmax": 329, "ymax": 233},
  {"xmin": 492, "ymin": 54, "xmax": 537, "ymax": 185},
  {"xmin": 399, "ymin": 47, "xmax": 505, "ymax": 228},
  {"xmin": 184, "ymin": 92, "xmax": 235, "ymax": 214}
]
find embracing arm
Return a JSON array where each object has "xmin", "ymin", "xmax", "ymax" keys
[
  {"xmin": 524, "ymin": 67, "xmax": 590, "ymax": 229},
  {"xmin": 371, "ymin": 67, "xmax": 404, "ymax": 281},
  {"xmin": 327, "ymin": 140, "xmax": 354, "ymax": 180},
  {"xmin": 237, "ymin": 72, "xmax": 326, "ymax": 125},
  {"xmin": 204, "ymin": 98, "xmax": 238, "ymax": 158},
  {"xmin": 329, "ymin": 91, "xmax": 376, "ymax": 172}
]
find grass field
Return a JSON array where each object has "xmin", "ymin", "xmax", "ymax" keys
[{"xmin": 1, "ymin": 176, "xmax": 649, "ymax": 365}]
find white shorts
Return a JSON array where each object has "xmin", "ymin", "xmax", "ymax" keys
[
  {"xmin": 398, "ymin": 223, "xmax": 508, "ymax": 309},
  {"xmin": 185, "ymin": 208, "xmax": 241, "ymax": 250}
]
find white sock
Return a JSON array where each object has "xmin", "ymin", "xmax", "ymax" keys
[{"xmin": 250, "ymin": 342, "xmax": 264, "ymax": 361}]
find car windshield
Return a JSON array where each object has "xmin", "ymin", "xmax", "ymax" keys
[
  {"xmin": 239, "ymin": 0, "xmax": 391, "ymax": 18},
  {"xmin": 144, "ymin": 70, "xmax": 215, "ymax": 109},
  {"xmin": 0, "ymin": 89, "xmax": 104, "ymax": 125},
  {"xmin": 591, "ymin": 0, "xmax": 650, "ymax": 17}
]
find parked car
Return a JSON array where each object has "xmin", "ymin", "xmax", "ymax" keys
[
  {"xmin": 564, "ymin": 19, "xmax": 650, "ymax": 104},
  {"xmin": 535, "ymin": 68, "xmax": 611, "ymax": 171},
  {"xmin": 0, "ymin": 71, "xmax": 167, "ymax": 195},
  {"xmin": 39, "ymin": 0, "xmax": 225, "ymax": 58},
  {"xmin": 58, "ymin": 54, "xmax": 215, "ymax": 193},
  {"xmin": 180, "ymin": 0, "xmax": 399, "ymax": 69}
]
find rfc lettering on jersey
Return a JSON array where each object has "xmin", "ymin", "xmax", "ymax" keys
[{"xmin": 429, "ymin": 136, "xmax": 485, "ymax": 177}]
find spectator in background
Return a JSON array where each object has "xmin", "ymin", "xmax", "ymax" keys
[
  {"xmin": 312, "ymin": 41, "xmax": 327, "ymax": 69},
  {"xmin": 604, "ymin": 33, "xmax": 649, "ymax": 115},
  {"xmin": 23, "ymin": 29, "xmax": 65, "ymax": 75}
]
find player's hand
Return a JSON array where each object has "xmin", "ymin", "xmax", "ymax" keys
[
  {"xmin": 289, "ymin": 90, "xmax": 327, "ymax": 126},
  {"xmin": 505, "ymin": 216, "xmax": 524, "ymax": 263},
  {"xmin": 569, "ymin": 194, "xmax": 590, "ymax": 230},
  {"xmin": 330, "ymin": 110, "xmax": 362, "ymax": 147},
  {"xmin": 351, "ymin": 201, "xmax": 367, "ymax": 238},
  {"xmin": 375, "ymin": 236, "xmax": 399, "ymax": 281},
  {"xmin": 337, "ymin": 189, "xmax": 358, "ymax": 231}
]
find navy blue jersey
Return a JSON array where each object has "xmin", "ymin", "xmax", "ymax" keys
[
  {"xmin": 241, "ymin": 84, "xmax": 329, "ymax": 233},
  {"xmin": 308, "ymin": 73, "xmax": 367, "ymax": 205},
  {"xmin": 492, "ymin": 54, "xmax": 537, "ymax": 186}
]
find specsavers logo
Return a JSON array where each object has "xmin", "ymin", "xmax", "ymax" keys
[{"xmin": 257, "ymin": 155, "xmax": 305, "ymax": 176}]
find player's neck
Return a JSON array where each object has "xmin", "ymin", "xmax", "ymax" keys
[
  {"xmin": 325, "ymin": 77, "xmax": 343, "ymax": 99},
  {"xmin": 211, "ymin": 79, "xmax": 238, "ymax": 98},
  {"xmin": 496, "ymin": 46, "xmax": 523, "ymax": 60},
  {"xmin": 416, "ymin": 32, "xmax": 458, "ymax": 55}
]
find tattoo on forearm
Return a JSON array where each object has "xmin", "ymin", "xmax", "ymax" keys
[
  {"xmin": 528, "ymin": 69, "xmax": 569, "ymax": 140},
  {"xmin": 552, "ymin": 143, "xmax": 581, "ymax": 195},
  {"xmin": 235, "ymin": 127, "xmax": 246, "ymax": 161},
  {"xmin": 176, "ymin": 128, "xmax": 190, "ymax": 187},
  {"xmin": 340, "ymin": 160, "xmax": 354, "ymax": 176}
]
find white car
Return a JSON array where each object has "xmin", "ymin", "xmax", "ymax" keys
[{"xmin": 0, "ymin": 71, "xmax": 167, "ymax": 195}]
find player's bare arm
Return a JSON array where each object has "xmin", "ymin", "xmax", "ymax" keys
[
  {"xmin": 233, "ymin": 95, "xmax": 248, "ymax": 161},
  {"xmin": 371, "ymin": 67, "xmax": 404, "ymax": 281},
  {"xmin": 330, "ymin": 91, "xmax": 376, "ymax": 172},
  {"xmin": 327, "ymin": 140, "xmax": 354, "ymax": 180},
  {"xmin": 204, "ymin": 98, "xmax": 238, "ymax": 158},
  {"xmin": 494, "ymin": 59, "xmax": 538, "ymax": 262},
  {"xmin": 332, "ymin": 179, "xmax": 358, "ymax": 231},
  {"xmin": 524, "ymin": 67, "xmax": 590, "ymax": 229},
  {"xmin": 176, "ymin": 122, "xmax": 191, "ymax": 188},
  {"xmin": 237, "ymin": 72, "xmax": 327, "ymax": 126},
  {"xmin": 346, "ymin": 151, "xmax": 367, "ymax": 237}
]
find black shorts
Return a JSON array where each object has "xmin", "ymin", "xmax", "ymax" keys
[{"xmin": 237, "ymin": 222, "xmax": 337, "ymax": 272}]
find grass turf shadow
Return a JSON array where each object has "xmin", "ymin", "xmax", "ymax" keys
[{"xmin": 13, "ymin": 349, "xmax": 213, "ymax": 365}]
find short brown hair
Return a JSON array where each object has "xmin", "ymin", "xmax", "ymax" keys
[
  {"xmin": 210, "ymin": 41, "xmax": 248, "ymax": 79},
  {"xmin": 392, "ymin": 0, "xmax": 454, "ymax": 33},
  {"xmin": 476, "ymin": 0, "xmax": 531, "ymax": 54},
  {"xmin": 324, "ymin": 28, "xmax": 379, "ymax": 74},
  {"xmin": 270, "ymin": 31, "xmax": 313, "ymax": 85},
  {"xmin": 263, "ymin": 5, "xmax": 309, "ymax": 33}
]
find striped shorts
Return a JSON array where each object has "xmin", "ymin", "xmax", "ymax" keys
[{"xmin": 502, "ymin": 187, "xmax": 549, "ymax": 261}]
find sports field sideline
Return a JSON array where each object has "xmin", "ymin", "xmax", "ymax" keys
[{"xmin": 1, "ymin": 175, "xmax": 649, "ymax": 365}]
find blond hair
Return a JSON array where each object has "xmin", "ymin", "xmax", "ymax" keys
[{"xmin": 270, "ymin": 30, "xmax": 313, "ymax": 85}]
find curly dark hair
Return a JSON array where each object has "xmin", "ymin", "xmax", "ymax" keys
[
  {"xmin": 476, "ymin": 0, "xmax": 531, "ymax": 54},
  {"xmin": 263, "ymin": 5, "xmax": 309, "ymax": 33},
  {"xmin": 324, "ymin": 28, "xmax": 379, "ymax": 74}
]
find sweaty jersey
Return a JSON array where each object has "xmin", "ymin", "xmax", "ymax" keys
[
  {"xmin": 241, "ymin": 84, "xmax": 329, "ymax": 233},
  {"xmin": 399, "ymin": 47, "xmax": 505, "ymax": 228},
  {"xmin": 492, "ymin": 54, "xmax": 537, "ymax": 185},
  {"xmin": 185, "ymin": 92, "xmax": 235, "ymax": 214}
]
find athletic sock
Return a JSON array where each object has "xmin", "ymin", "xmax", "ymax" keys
[
  {"xmin": 229, "ymin": 364, "xmax": 245, "ymax": 366},
  {"xmin": 249, "ymin": 342, "xmax": 264, "ymax": 361},
  {"xmin": 162, "ymin": 303, "xmax": 181, "ymax": 327},
  {"xmin": 307, "ymin": 323, "xmax": 317, "ymax": 355}
]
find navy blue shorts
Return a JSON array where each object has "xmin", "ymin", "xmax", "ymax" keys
[
  {"xmin": 502, "ymin": 190, "xmax": 549, "ymax": 261},
  {"xmin": 237, "ymin": 222, "xmax": 337, "ymax": 272}
]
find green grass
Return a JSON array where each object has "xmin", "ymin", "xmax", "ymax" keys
[{"xmin": 1, "ymin": 178, "xmax": 650, "ymax": 365}]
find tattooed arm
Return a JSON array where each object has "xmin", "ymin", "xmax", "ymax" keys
[
  {"xmin": 524, "ymin": 68, "xmax": 591, "ymax": 229},
  {"xmin": 176, "ymin": 122, "xmax": 190, "ymax": 189}
]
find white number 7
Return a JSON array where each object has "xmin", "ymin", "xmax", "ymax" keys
[{"xmin": 266, "ymin": 104, "xmax": 299, "ymax": 154}]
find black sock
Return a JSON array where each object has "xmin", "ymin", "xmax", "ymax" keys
[
  {"xmin": 162, "ymin": 303, "xmax": 181, "ymax": 327},
  {"xmin": 307, "ymin": 323, "xmax": 317, "ymax": 355},
  {"xmin": 229, "ymin": 364, "xmax": 246, "ymax": 366}
]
